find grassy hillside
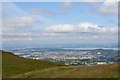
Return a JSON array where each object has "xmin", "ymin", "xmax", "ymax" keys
[
  {"xmin": 12, "ymin": 63, "xmax": 119, "ymax": 78},
  {"xmin": 2, "ymin": 50, "xmax": 119, "ymax": 78},
  {"xmin": 2, "ymin": 51, "xmax": 63, "ymax": 78}
]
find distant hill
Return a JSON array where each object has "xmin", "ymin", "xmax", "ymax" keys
[
  {"xmin": 2, "ymin": 51, "xmax": 63, "ymax": 78},
  {"xmin": 1, "ymin": 50, "xmax": 119, "ymax": 78}
]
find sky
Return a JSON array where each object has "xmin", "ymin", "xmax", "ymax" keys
[{"xmin": 1, "ymin": 0, "xmax": 119, "ymax": 49}]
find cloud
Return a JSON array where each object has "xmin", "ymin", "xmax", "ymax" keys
[
  {"xmin": 83, "ymin": 0, "xmax": 119, "ymax": 2},
  {"xmin": 105, "ymin": 0, "xmax": 119, "ymax": 2},
  {"xmin": 42, "ymin": 22, "xmax": 118, "ymax": 42},
  {"xmin": 30, "ymin": 8, "xmax": 58, "ymax": 15},
  {"xmin": 2, "ymin": 34, "xmax": 33, "ymax": 41},
  {"xmin": 2, "ymin": 2, "xmax": 38, "ymax": 35},
  {"xmin": 60, "ymin": 0, "xmax": 118, "ymax": 15},
  {"xmin": 2, "ymin": 2, "xmax": 53, "ymax": 41},
  {"xmin": 29, "ymin": 2, "xmax": 73, "ymax": 15},
  {"xmin": 2, "ymin": 3, "xmax": 43, "ymax": 36},
  {"xmin": 2, "ymin": 22, "xmax": 118, "ymax": 41},
  {"xmin": 80, "ymin": 0, "xmax": 119, "ymax": 15},
  {"xmin": 2, "ymin": 2, "xmax": 29, "ymax": 17},
  {"xmin": 2, "ymin": 16, "xmax": 41, "ymax": 37},
  {"xmin": 82, "ymin": 0, "xmax": 102, "ymax": 2},
  {"xmin": 30, "ymin": 8, "xmax": 68, "ymax": 16},
  {"xmin": 45, "ymin": 22, "xmax": 117, "ymax": 34},
  {"xmin": 3, "ymin": 16, "xmax": 40, "ymax": 27},
  {"xmin": 30, "ymin": 2, "xmax": 75, "ymax": 16},
  {"xmin": 60, "ymin": 0, "xmax": 119, "ymax": 15},
  {"xmin": 91, "ymin": 0, "xmax": 119, "ymax": 15},
  {"xmin": 60, "ymin": 2, "xmax": 74, "ymax": 9},
  {"xmin": 45, "ymin": 24, "xmax": 74, "ymax": 33},
  {"xmin": 96, "ymin": 2, "xmax": 118, "ymax": 15},
  {"xmin": 29, "ymin": 1, "xmax": 119, "ymax": 16}
]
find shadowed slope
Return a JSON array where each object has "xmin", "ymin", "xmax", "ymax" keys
[{"xmin": 2, "ymin": 51, "xmax": 63, "ymax": 78}]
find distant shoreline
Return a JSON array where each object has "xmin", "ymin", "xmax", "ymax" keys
[{"xmin": 61, "ymin": 47, "xmax": 118, "ymax": 50}]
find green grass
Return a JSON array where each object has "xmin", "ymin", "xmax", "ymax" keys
[
  {"xmin": 2, "ymin": 50, "xmax": 119, "ymax": 78},
  {"xmin": 12, "ymin": 63, "xmax": 119, "ymax": 78},
  {"xmin": 2, "ymin": 51, "xmax": 63, "ymax": 78}
]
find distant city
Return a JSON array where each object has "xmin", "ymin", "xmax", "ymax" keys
[{"xmin": 8, "ymin": 47, "xmax": 119, "ymax": 66}]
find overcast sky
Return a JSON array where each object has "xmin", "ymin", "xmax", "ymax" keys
[{"xmin": 1, "ymin": 0, "xmax": 119, "ymax": 49}]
